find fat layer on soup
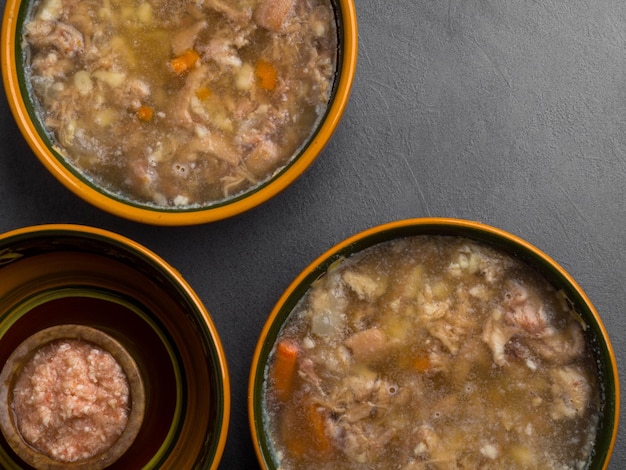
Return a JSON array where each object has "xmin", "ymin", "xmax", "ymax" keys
[
  {"xmin": 23, "ymin": 0, "xmax": 337, "ymax": 208},
  {"xmin": 263, "ymin": 236, "xmax": 601, "ymax": 469}
]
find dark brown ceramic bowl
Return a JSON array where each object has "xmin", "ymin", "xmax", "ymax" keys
[{"xmin": 0, "ymin": 225, "xmax": 230, "ymax": 469}]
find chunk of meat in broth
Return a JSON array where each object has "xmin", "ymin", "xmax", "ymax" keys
[
  {"xmin": 204, "ymin": 0, "xmax": 253, "ymax": 26},
  {"xmin": 170, "ymin": 65, "xmax": 213, "ymax": 126},
  {"xmin": 528, "ymin": 322, "xmax": 586, "ymax": 364},
  {"xmin": 482, "ymin": 279, "xmax": 589, "ymax": 371},
  {"xmin": 342, "ymin": 269, "xmax": 388, "ymax": 301},
  {"xmin": 254, "ymin": 0, "xmax": 295, "ymax": 31},
  {"xmin": 319, "ymin": 374, "xmax": 411, "ymax": 464},
  {"xmin": 66, "ymin": 1, "xmax": 96, "ymax": 38},
  {"xmin": 109, "ymin": 78, "xmax": 151, "ymax": 113},
  {"xmin": 30, "ymin": 51, "xmax": 73, "ymax": 79},
  {"xmin": 406, "ymin": 423, "xmax": 477, "ymax": 469},
  {"xmin": 482, "ymin": 280, "xmax": 555, "ymax": 366},
  {"xmin": 326, "ymin": 419, "xmax": 397, "ymax": 464},
  {"xmin": 503, "ymin": 280, "xmax": 552, "ymax": 335},
  {"xmin": 344, "ymin": 328, "xmax": 393, "ymax": 364},
  {"xmin": 549, "ymin": 366, "xmax": 592, "ymax": 420},
  {"xmin": 171, "ymin": 21, "xmax": 207, "ymax": 56},
  {"xmin": 25, "ymin": 20, "xmax": 84, "ymax": 57},
  {"xmin": 244, "ymin": 139, "xmax": 281, "ymax": 177},
  {"xmin": 482, "ymin": 307, "xmax": 519, "ymax": 366},
  {"xmin": 202, "ymin": 34, "xmax": 245, "ymax": 69},
  {"xmin": 186, "ymin": 127, "xmax": 241, "ymax": 167},
  {"xmin": 423, "ymin": 295, "xmax": 475, "ymax": 356}
]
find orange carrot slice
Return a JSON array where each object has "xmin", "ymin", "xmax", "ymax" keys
[
  {"xmin": 271, "ymin": 340, "xmax": 299, "ymax": 402},
  {"xmin": 306, "ymin": 402, "xmax": 331, "ymax": 455},
  {"xmin": 282, "ymin": 401, "xmax": 332, "ymax": 459},
  {"xmin": 255, "ymin": 60, "xmax": 277, "ymax": 91},
  {"xmin": 413, "ymin": 355, "xmax": 431, "ymax": 373},
  {"xmin": 170, "ymin": 49, "xmax": 200, "ymax": 74},
  {"xmin": 195, "ymin": 87, "xmax": 211, "ymax": 100},
  {"xmin": 136, "ymin": 105, "xmax": 154, "ymax": 122}
]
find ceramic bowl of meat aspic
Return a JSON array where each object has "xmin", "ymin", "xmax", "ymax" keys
[
  {"xmin": 0, "ymin": 225, "xmax": 230, "ymax": 469},
  {"xmin": 249, "ymin": 218, "xmax": 619, "ymax": 470},
  {"xmin": 1, "ymin": 0, "xmax": 358, "ymax": 225}
]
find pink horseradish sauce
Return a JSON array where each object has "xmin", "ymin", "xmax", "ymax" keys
[{"xmin": 11, "ymin": 339, "xmax": 130, "ymax": 462}]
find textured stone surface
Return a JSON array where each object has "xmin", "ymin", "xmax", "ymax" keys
[{"xmin": 0, "ymin": 0, "xmax": 624, "ymax": 468}]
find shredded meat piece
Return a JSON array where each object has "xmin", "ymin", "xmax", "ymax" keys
[
  {"xmin": 203, "ymin": 0, "xmax": 252, "ymax": 25},
  {"xmin": 30, "ymin": 51, "xmax": 73, "ymax": 78},
  {"xmin": 25, "ymin": 20, "xmax": 84, "ymax": 57},
  {"xmin": 504, "ymin": 287, "xmax": 551, "ymax": 335},
  {"xmin": 244, "ymin": 139, "xmax": 281, "ymax": 177},
  {"xmin": 171, "ymin": 21, "xmax": 207, "ymax": 56},
  {"xmin": 549, "ymin": 366, "xmax": 592, "ymax": 420},
  {"xmin": 482, "ymin": 308, "xmax": 518, "ymax": 366},
  {"xmin": 342, "ymin": 270, "xmax": 387, "ymax": 301},
  {"xmin": 318, "ymin": 374, "xmax": 410, "ymax": 463},
  {"xmin": 344, "ymin": 328, "xmax": 391, "ymax": 363},
  {"xmin": 529, "ymin": 322, "xmax": 586, "ymax": 363},
  {"xmin": 202, "ymin": 37, "xmax": 243, "ymax": 68},
  {"xmin": 254, "ymin": 0, "xmax": 295, "ymax": 31}
]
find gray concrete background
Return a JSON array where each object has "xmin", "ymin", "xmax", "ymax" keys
[{"xmin": 0, "ymin": 0, "xmax": 624, "ymax": 468}]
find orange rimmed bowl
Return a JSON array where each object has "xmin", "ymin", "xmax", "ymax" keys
[
  {"xmin": 0, "ymin": 224, "xmax": 230, "ymax": 469},
  {"xmin": 1, "ymin": 0, "xmax": 358, "ymax": 225},
  {"xmin": 249, "ymin": 217, "xmax": 619, "ymax": 469}
]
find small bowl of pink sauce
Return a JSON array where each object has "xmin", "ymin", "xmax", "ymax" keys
[
  {"xmin": 0, "ymin": 324, "xmax": 145, "ymax": 469},
  {"xmin": 0, "ymin": 225, "xmax": 230, "ymax": 469}
]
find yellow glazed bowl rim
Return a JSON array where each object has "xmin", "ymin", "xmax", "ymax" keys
[
  {"xmin": 1, "ymin": 0, "xmax": 358, "ymax": 226},
  {"xmin": 248, "ymin": 217, "xmax": 620, "ymax": 469},
  {"xmin": 0, "ymin": 224, "xmax": 231, "ymax": 469}
]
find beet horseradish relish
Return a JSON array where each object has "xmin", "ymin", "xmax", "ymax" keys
[
  {"xmin": 22, "ymin": 0, "xmax": 338, "ymax": 208},
  {"xmin": 12, "ymin": 339, "xmax": 129, "ymax": 462},
  {"xmin": 261, "ymin": 236, "xmax": 602, "ymax": 469},
  {"xmin": 0, "ymin": 325, "xmax": 145, "ymax": 469}
]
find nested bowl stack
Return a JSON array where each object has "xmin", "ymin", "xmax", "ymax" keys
[{"xmin": 0, "ymin": 224, "xmax": 230, "ymax": 469}]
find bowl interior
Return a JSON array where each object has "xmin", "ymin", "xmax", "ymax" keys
[
  {"xmin": 249, "ymin": 218, "xmax": 619, "ymax": 469},
  {"xmin": 1, "ymin": 0, "xmax": 358, "ymax": 225},
  {"xmin": 0, "ymin": 226, "xmax": 230, "ymax": 469}
]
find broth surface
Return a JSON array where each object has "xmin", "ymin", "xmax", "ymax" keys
[
  {"xmin": 263, "ymin": 236, "xmax": 601, "ymax": 469},
  {"xmin": 23, "ymin": 0, "xmax": 337, "ymax": 207}
]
